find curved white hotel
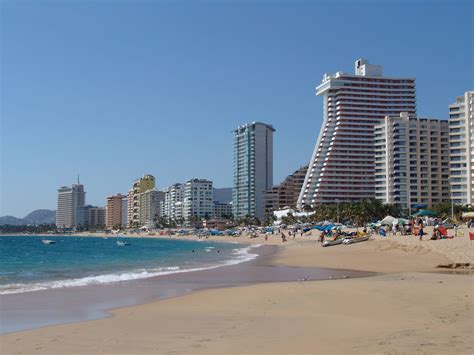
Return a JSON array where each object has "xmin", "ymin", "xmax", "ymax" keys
[{"xmin": 297, "ymin": 59, "xmax": 416, "ymax": 208}]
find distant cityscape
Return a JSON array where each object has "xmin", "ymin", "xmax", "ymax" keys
[{"xmin": 3, "ymin": 58, "xmax": 473, "ymax": 230}]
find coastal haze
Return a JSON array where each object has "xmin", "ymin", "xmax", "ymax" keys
[{"xmin": 1, "ymin": 1, "xmax": 473, "ymax": 355}]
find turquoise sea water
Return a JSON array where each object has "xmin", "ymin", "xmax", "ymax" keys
[{"xmin": 0, "ymin": 236, "xmax": 258, "ymax": 295}]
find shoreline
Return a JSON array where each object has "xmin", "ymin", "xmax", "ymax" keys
[
  {"xmin": 2, "ymin": 232, "xmax": 473, "ymax": 354},
  {"xmin": 0, "ymin": 242, "xmax": 375, "ymax": 335}
]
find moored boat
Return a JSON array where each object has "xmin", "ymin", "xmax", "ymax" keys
[
  {"xmin": 42, "ymin": 239, "xmax": 56, "ymax": 245},
  {"xmin": 343, "ymin": 235, "xmax": 370, "ymax": 244},
  {"xmin": 322, "ymin": 238, "xmax": 345, "ymax": 247}
]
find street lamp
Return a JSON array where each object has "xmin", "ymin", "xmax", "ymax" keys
[{"xmin": 335, "ymin": 199, "xmax": 340, "ymax": 224}]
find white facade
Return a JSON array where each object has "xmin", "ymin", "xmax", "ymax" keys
[
  {"xmin": 56, "ymin": 184, "xmax": 86, "ymax": 228},
  {"xmin": 126, "ymin": 189, "xmax": 133, "ymax": 227},
  {"xmin": 449, "ymin": 91, "xmax": 474, "ymax": 205},
  {"xmin": 232, "ymin": 122, "xmax": 274, "ymax": 221},
  {"xmin": 183, "ymin": 179, "xmax": 213, "ymax": 223},
  {"xmin": 374, "ymin": 113, "xmax": 450, "ymax": 212},
  {"xmin": 162, "ymin": 183, "xmax": 184, "ymax": 222},
  {"xmin": 298, "ymin": 59, "xmax": 416, "ymax": 208}
]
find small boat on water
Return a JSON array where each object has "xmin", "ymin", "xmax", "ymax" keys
[
  {"xmin": 42, "ymin": 239, "xmax": 56, "ymax": 245},
  {"xmin": 343, "ymin": 235, "xmax": 370, "ymax": 245},
  {"xmin": 116, "ymin": 240, "xmax": 131, "ymax": 246}
]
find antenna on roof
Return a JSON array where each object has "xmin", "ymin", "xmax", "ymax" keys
[{"xmin": 77, "ymin": 174, "xmax": 80, "ymax": 184}]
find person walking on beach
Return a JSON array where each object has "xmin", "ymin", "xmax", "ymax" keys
[
  {"xmin": 319, "ymin": 232, "xmax": 325, "ymax": 244},
  {"xmin": 419, "ymin": 226, "xmax": 424, "ymax": 241}
]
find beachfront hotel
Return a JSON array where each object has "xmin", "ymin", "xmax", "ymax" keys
[
  {"xmin": 121, "ymin": 195, "xmax": 128, "ymax": 227},
  {"xmin": 297, "ymin": 59, "xmax": 416, "ymax": 208},
  {"xmin": 76, "ymin": 205, "xmax": 106, "ymax": 227},
  {"xmin": 232, "ymin": 122, "xmax": 275, "ymax": 221},
  {"xmin": 129, "ymin": 174, "xmax": 155, "ymax": 227},
  {"xmin": 182, "ymin": 179, "xmax": 213, "ymax": 223},
  {"xmin": 374, "ymin": 112, "xmax": 450, "ymax": 213},
  {"xmin": 138, "ymin": 189, "xmax": 165, "ymax": 227},
  {"xmin": 162, "ymin": 183, "xmax": 184, "ymax": 222},
  {"xmin": 56, "ymin": 182, "xmax": 86, "ymax": 228},
  {"xmin": 449, "ymin": 91, "xmax": 474, "ymax": 205},
  {"xmin": 105, "ymin": 193, "xmax": 124, "ymax": 228},
  {"xmin": 262, "ymin": 165, "xmax": 308, "ymax": 217}
]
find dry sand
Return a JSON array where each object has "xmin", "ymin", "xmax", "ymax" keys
[{"xmin": 2, "ymin": 230, "xmax": 474, "ymax": 354}]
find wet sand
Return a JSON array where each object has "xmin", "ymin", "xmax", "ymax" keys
[{"xmin": 0, "ymin": 245, "xmax": 374, "ymax": 334}]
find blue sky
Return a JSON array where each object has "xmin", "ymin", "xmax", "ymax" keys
[{"xmin": 1, "ymin": 0, "xmax": 473, "ymax": 217}]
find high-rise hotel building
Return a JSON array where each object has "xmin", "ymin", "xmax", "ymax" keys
[
  {"xmin": 374, "ymin": 113, "xmax": 450, "ymax": 212},
  {"xmin": 130, "ymin": 174, "xmax": 155, "ymax": 227},
  {"xmin": 449, "ymin": 91, "xmax": 474, "ymax": 205},
  {"xmin": 182, "ymin": 179, "xmax": 213, "ymax": 223},
  {"xmin": 232, "ymin": 122, "xmax": 274, "ymax": 220},
  {"xmin": 106, "ymin": 193, "xmax": 124, "ymax": 228},
  {"xmin": 56, "ymin": 182, "xmax": 86, "ymax": 228},
  {"xmin": 298, "ymin": 59, "xmax": 416, "ymax": 208},
  {"xmin": 162, "ymin": 183, "xmax": 184, "ymax": 222}
]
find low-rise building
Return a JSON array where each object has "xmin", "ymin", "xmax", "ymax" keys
[
  {"xmin": 212, "ymin": 202, "xmax": 233, "ymax": 219},
  {"xmin": 262, "ymin": 165, "xmax": 308, "ymax": 217},
  {"xmin": 77, "ymin": 205, "xmax": 106, "ymax": 228}
]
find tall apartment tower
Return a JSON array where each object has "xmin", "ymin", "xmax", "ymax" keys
[
  {"xmin": 232, "ymin": 122, "xmax": 275, "ymax": 221},
  {"xmin": 374, "ymin": 113, "xmax": 450, "ymax": 212},
  {"xmin": 106, "ymin": 194, "xmax": 124, "ymax": 228},
  {"xmin": 449, "ymin": 91, "xmax": 474, "ymax": 205},
  {"xmin": 130, "ymin": 174, "xmax": 155, "ymax": 227},
  {"xmin": 183, "ymin": 179, "xmax": 213, "ymax": 224},
  {"xmin": 121, "ymin": 195, "xmax": 129, "ymax": 227},
  {"xmin": 138, "ymin": 189, "xmax": 164, "ymax": 227},
  {"xmin": 298, "ymin": 59, "xmax": 416, "ymax": 208},
  {"xmin": 56, "ymin": 183, "xmax": 86, "ymax": 228},
  {"xmin": 162, "ymin": 183, "xmax": 184, "ymax": 222}
]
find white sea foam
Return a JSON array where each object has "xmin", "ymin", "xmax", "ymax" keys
[{"xmin": 0, "ymin": 245, "xmax": 261, "ymax": 295}]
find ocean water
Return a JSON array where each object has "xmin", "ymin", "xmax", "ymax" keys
[{"xmin": 0, "ymin": 236, "xmax": 259, "ymax": 295}]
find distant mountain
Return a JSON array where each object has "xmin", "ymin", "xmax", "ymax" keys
[
  {"xmin": 0, "ymin": 215, "xmax": 25, "ymax": 226},
  {"xmin": 0, "ymin": 209, "xmax": 56, "ymax": 226},
  {"xmin": 213, "ymin": 188, "xmax": 232, "ymax": 203},
  {"xmin": 23, "ymin": 209, "xmax": 56, "ymax": 225}
]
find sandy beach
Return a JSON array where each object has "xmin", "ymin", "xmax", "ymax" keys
[{"xmin": 2, "ymin": 230, "xmax": 473, "ymax": 354}]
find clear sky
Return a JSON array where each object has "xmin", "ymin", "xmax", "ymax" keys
[{"xmin": 1, "ymin": 0, "xmax": 473, "ymax": 217}]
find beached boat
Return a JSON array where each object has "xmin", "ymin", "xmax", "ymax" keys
[
  {"xmin": 322, "ymin": 238, "xmax": 345, "ymax": 247},
  {"xmin": 42, "ymin": 239, "xmax": 55, "ymax": 245},
  {"xmin": 343, "ymin": 235, "xmax": 370, "ymax": 244},
  {"xmin": 116, "ymin": 240, "xmax": 130, "ymax": 246}
]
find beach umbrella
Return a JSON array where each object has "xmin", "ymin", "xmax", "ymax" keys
[
  {"xmin": 397, "ymin": 218, "xmax": 409, "ymax": 225},
  {"xmin": 381, "ymin": 216, "xmax": 396, "ymax": 225},
  {"xmin": 413, "ymin": 210, "xmax": 437, "ymax": 217},
  {"xmin": 462, "ymin": 212, "xmax": 474, "ymax": 218}
]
